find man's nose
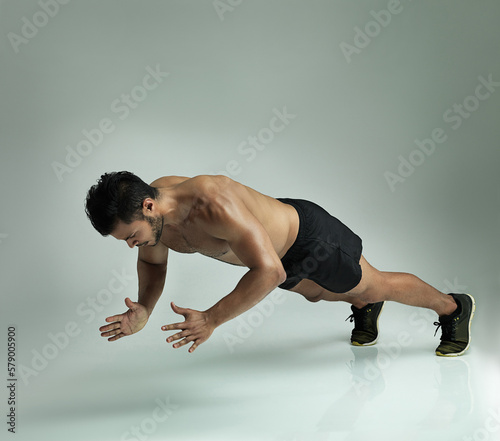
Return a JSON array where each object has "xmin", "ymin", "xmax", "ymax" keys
[{"xmin": 127, "ymin": 239, "xmax": 138, "ymax": 248}]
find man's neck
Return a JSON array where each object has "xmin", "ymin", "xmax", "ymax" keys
[{"xmin": 157, "ymin": 187, "xmax": 191, "ymax": 225}]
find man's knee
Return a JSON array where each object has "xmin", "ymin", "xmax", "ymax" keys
[
  {"xmin": 305, "ymin": 293, "xmax": 323, "ymax": 303},
  {"xmin": 289, "ymin": 279, "xmax": 325, "ymax": 302},
  {"xmin": 355, "ymin": 273, "xmax": 392, "ymax": 304}
]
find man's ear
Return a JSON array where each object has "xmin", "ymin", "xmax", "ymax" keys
[{"xmin": 142, "ymin": 198, "xmax": 155, "ymax": 213}]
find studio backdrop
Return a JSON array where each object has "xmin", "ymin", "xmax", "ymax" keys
[{"xmin": 1, "ymin": 1, "xmax": 499, "ymax": 440}]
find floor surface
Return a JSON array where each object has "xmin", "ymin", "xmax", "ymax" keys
[{"xmin": 16, "ymin": 297, "xmax": 499, "ymax": 441}]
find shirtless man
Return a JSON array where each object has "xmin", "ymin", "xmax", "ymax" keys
[{"xmin": 85, "ymin": 172, "xmax": 475, "ymax": 356}]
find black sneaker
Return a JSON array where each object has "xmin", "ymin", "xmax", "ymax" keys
[
  {"xmin": 346, "ymin": 302, "xmax": 385, "ymax": 346},
  {"xmin": 434, "ymin": 293, "xmax": 475, "ymax": 357}
]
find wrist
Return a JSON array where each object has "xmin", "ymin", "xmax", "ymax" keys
[
  {"xmin": 138, "ymin": 301, "xmax": 154, "ymax": 318},
  {"xmin": 205, "ymin": 306, "xmax": 222, "ymax": 328}
]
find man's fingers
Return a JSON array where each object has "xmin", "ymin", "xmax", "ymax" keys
[
  {"xmin": 99, "ymin": 320, "xmax": 122, "ymax": 338},
  {"xmin": 170, "ymin": 302, "xmax": 190, "ymax": 315},
  {"xmin": 107, "ymin": 333, "xmax": 124, "ymax": 342},
  {"xmin": 161, "ymin": 322, "xmax": 186, "ymax": 331},
  {"xmin": 101, "ymin": 328, "xmax": 120, "ymax": 337},
  {"xmin": 124, "ymin": 297, "xmax": 136, "ymax": 310},
  {"xmin": 171, "ymin": 336, "xmax": 195, "ymax": 349},
  {"xmin": 105, "ymin": 314, "xmax": 123, "ymax": 323},
  {"xmin": 166, "ymin": 331, "xmax": 189, "ymax": 343},
  {"xmin": 168, "ymin": 334, "xmax": 203, "ymax": 352},
  {"xmin": 99, "ymin": 322, "xmax": 121, "ymax": 332}
]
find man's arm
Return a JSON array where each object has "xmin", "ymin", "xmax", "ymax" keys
[
  {"xmin": 162, "ymin": 191, "xmax": 287, "ymax": 352},
  {"xmin": 202, "ymin": 198, "xmax": 287, "ymax": 327},
  {"xmin": 137, "ymin": 243, "xmax": 169, "ymax": 316},
  {"xmin": 100, "ymin": 242, "xmax": 168, "ymax": 341}
]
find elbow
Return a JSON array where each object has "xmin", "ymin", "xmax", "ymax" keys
[
  {"xmin": 267, "ymin": 265, "xmax": 287, "ymax": 286},
  {"xmin": 250, "ymin": 263, "xmax": 287, "ymax": 286}
]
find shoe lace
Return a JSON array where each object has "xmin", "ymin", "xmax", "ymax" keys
[
  {"xmin": 346, "ymin": 308, "xmax": 369, "ymax": 330},
  {"xmin": 433, "ymin": 320, "xmax": 454, "ymax": 340},
  {"xmin": 433, "ymin": 322, "xmax": 441, "ymax": 337}
]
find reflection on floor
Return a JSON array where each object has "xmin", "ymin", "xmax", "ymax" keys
[{"xmin": 19, "ymin": 301, "xmax": 498, "ymax": 441}]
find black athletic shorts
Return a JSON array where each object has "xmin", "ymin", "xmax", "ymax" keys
[{"xmin": 277, "ymin": 198, "xmax": 363, "ymax": 293}]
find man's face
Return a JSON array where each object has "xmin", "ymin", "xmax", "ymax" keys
[{"xmin": 111, "ymin": 215, "xmax": 164, "ymax": 248}]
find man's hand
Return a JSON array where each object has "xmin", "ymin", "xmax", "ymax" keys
[
  {"xmin": 99, "ymin": 297, "xmax": 149, "ymax": 341},
  {"xmin": 162, "ymin": 302, "xmax": 215, "ymax": 353}
]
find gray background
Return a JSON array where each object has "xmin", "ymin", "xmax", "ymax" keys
[{"xmin": 1, "ymin": 1, "xmax": 499, "ymax": 440}]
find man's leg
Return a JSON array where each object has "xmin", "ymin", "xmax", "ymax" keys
[
  {"xmin": 343, "ymin": 256, "xmax": 457, "ymax": 316},
  {"xmin": 287, "ymin": 255, "xmax": 475, "ymax": 355},
  {"xmin": 288, "ymin": 255, "xmax": 457, "ymax": 316}
]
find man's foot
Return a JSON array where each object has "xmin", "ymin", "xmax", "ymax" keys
[
  {"xmin": 434, "ymin": 293, "xmax": 476, "ymax": 357},
  {"xmin": 346, "ymin": 302, "xmax": 385, "ymax": 346}
]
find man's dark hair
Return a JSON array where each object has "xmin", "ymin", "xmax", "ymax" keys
[{"xmin": 85, "ymin": 171, "xmax": 159, "ymax": 236}]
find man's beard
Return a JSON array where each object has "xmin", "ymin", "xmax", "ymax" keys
[{"xmin": 147, "ymin": 215, "xmax": 164, "ymax": 246}]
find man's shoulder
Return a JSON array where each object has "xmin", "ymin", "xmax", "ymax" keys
[
  {"xmin": 193, "ymin": 175, "xmax": 234, "ymax": 192},
  {"xmin": 149, "ymin": 175, "xmax": 190, "ymax": 188},
  {"xmin": 150, "ymin": 174, "xmax": 234, "ymax": 190}
]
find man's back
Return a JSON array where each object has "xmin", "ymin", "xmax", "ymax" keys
[{"xmin": 150, "ymin": 175, "xmax": 299, "ymax": 265}]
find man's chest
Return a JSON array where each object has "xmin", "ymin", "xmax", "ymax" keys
[{"xmin": 161, "ymin": 223, "xmax": 230, "ymax": 258}]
